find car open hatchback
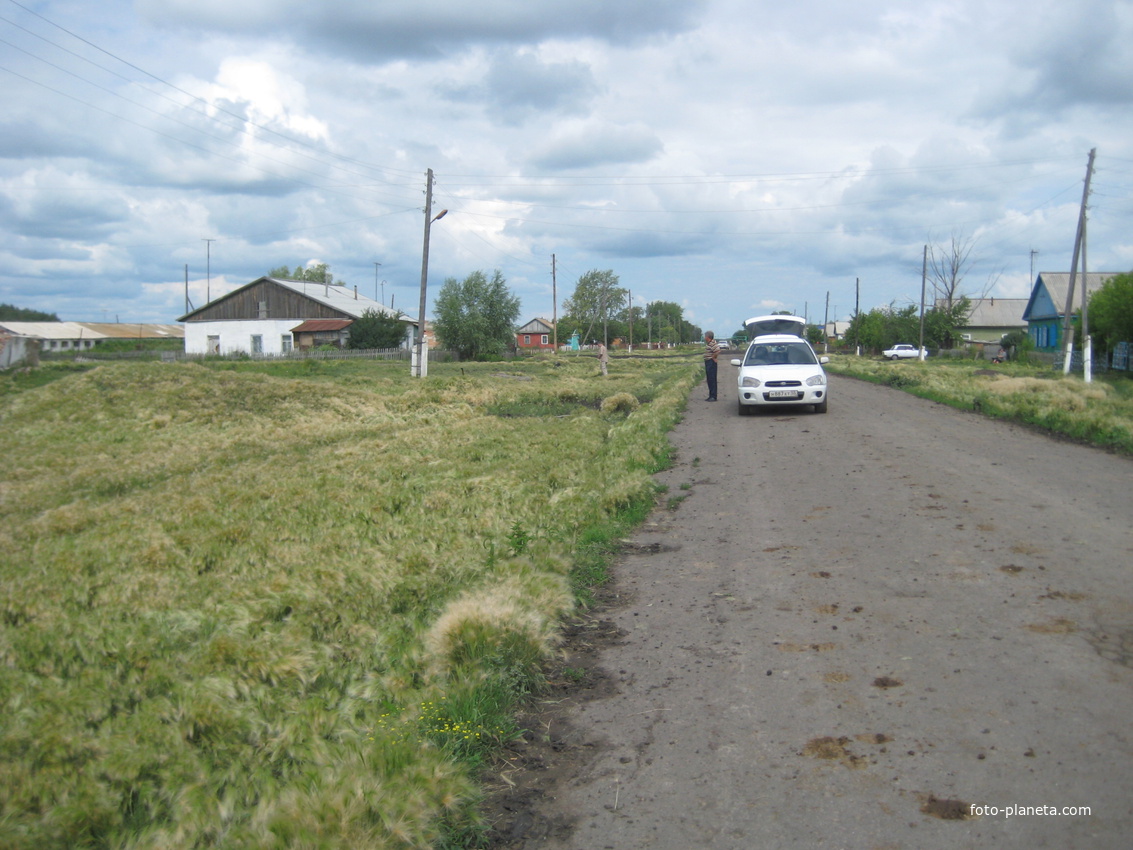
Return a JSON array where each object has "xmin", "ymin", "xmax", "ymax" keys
[{"xmin": 731, "ymin": 334, "xmax": 829, "ymax": 414}]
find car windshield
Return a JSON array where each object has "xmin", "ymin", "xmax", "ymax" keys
[{"xmin": 744, "ymin": 342, "xmax": 818, "ymax": 366}]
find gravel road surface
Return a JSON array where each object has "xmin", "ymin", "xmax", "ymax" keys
[{"xmin": 490, "ymin": 363, "xmax": 1133, "ymax": 849}]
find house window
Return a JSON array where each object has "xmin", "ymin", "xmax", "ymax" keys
[
  {"xmin": 281, "ymin": 335, "xmax": 292, "ymax": 352},
  {"xmin": 207, "ymin": 335, "xmax": 220, "ymax": 354},
  {"xmin": 524, "ymin": 335, "xmax": 531, "ymax": 346},
  {"xmin": 541, "ymin": 334, "xmax": 549, "ymax": 345},
  {"xmin": 251, "ymin": 334, "xmax": 263, "ymax": 354}
]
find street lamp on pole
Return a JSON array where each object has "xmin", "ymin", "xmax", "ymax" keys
[{"xmin": 414, "ymin": 168, "xmax": 448, "ymax": 378}]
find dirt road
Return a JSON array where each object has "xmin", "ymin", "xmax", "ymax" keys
[{"xmin": 489, "ymin": 363, "xmax": 1133, "ymax": 849}]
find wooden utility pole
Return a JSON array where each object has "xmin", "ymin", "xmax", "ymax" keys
[
  {"xmin": 854, "ymin": 277, "xmax": 861, "ymax": 356},
  {"xmin": 628, "ymin": 289, "xmax": 633, "ymax": 348},
  {"xmin": 601, "ymin": 279, "xmax": 608, "ymax": 348},
  {"xmin": 918, "ymin": 245, "xmax": 928, "ymax": 360},
  {"xmin": 416, "ymin": 169, "xmax": 435, "ymax": 378},
  {"xmin": 202, "ymin": 238, "xmax": 215, "ymax": 303},
  {"xmin": 1082, "ymin": 212, "xmax": 1092, "ymax": 382},
  {"xmin": 1061, "ymin": 148, "xmax": 1096, "ymax": 375},
  {"xmin": 823, "ymin": 292, "xmax": 830, "ymax": 353},
  {"xmin": 552, "ymin": 254, "xmax": 558, "ymax": 351}
]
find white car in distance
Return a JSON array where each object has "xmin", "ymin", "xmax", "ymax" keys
[
  {"xmin": 882, "ymin": 344, "xmax": 925, "ymax": 360},
  {"xmin": 731, "ymin": 334, "xmax": 830, "ymax": 415}
]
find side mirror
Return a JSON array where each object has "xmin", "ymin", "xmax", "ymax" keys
[
  {"xmin": 819, "ymin": 356, "xmax": 829, "ymax": 364},
  {"xmin": 730, "ymin": 359, "xmax": 741, "ymax": 367}
]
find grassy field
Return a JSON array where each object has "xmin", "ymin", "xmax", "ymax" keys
[
  {"xmin": 0, "ymin": 353, "xmax": 699, "ymax": 848},
  {"xmin": 825, "ymin": 354, "xmax": 1133, "ymax": 455}
]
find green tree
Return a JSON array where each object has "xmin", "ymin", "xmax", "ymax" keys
[
  {"xmin": 847, "ymin": 300, "xmax": 970, "ymax": 352},
  {"xmin": 0, "ymin": 303, "xmax": 59, "ymax": 321},
  {"xmin": 433, "ymin": 270, "xmax": 521, "ymax": 360},
  {"xmin": 922, "ymin": 297, "xmax": 971, "ymax": 349},
  {"xmin": 847, "ymin": 304, "xmax": 919, "ymax": 351},
  {"xmin": 269, "ymin": 263, "xmax": 337, "ymax": 285},
  {"xmin": 347, "ymin": 308, "xmax": 406, "ymax": 350},
  {"xmin": 646, "ymin": 300, "xmax": 700, "ymax": 345},
  {"xmin": 1088, "ymin": 272, "xmax": 1133, "ymax": 350},
  {"xmin": 561, "ymin": 270, "xmax": 628, "ymax": 344}
]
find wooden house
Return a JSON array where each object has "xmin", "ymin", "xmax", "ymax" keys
[
  {"xmin": 954, "ymin": 298, "xmax": 1028, "ymax": 344},
  {"xmin": 516, "ymin": 317, "xmax": 555, "ymax": 351},
  {"xmin": 178, "ymin": 277, "xmax": 414, "ymax": 355},
  {"xmin": 1022, "ymin": 272, "xmax": 1116, "ymax": 352}
]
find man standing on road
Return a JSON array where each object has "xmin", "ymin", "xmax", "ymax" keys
[{"xmin": 703, "ymin": 331, "xmax": 719, "ymax": 401}]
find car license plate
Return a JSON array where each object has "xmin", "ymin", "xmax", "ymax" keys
[{"xmin": 768, "ymin": 390, "xmax": 798, "ymax": 399}]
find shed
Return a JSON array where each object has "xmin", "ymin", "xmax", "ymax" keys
[{"xmin": 290, "ymin": 319, "xmax": 354, "ymax": 350}]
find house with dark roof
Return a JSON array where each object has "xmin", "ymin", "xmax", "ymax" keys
[
  {"xmin": 1022, "ymin": 272, "xmax": 1116, "ymax": 352},
  {"xmin": 178, "ymin": 277, "xmax": 414, "ymax": 355}
]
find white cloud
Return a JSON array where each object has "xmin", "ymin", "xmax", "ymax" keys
[{"xmin": 1, "ymin": 0, "xmax": 1130, "ymax": 324}]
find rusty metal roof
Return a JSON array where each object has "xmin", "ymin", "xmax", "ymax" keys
[{"xmin": 290, "ymin": 319, "xmax": 354, "ymax": 333}]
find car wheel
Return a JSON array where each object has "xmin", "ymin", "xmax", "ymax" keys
[
  {"xmin": 814, "ymin": 399, "xmax": 828, "ymax": 414},
  {"xmin": 889, "ymin": 354, "xmax": 899, "ymax": 360},
  {"xmin": 738, "ymin": 401, "xmax": 752, "ymax": 416}
]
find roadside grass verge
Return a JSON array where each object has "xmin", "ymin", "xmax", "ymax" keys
[
  {"xmin": 0, "ymin": 355, "xmax": 697, "ymax": 848},
  {"xmin": 825, "ymin": 355, "xmax": 1133, "ymax": 455}
]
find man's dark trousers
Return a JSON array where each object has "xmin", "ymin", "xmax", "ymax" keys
[{"xmin": 705, "ymin": 359, "xmax": 717, "ymax": 400}]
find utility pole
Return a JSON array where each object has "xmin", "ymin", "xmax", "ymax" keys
[
  {"xmin": 854, "ymin": 277, "xmax": 861, "ymax": 356},
  {"xmin": 1061, "ymin": 148, "xmax": 1096, "ymax": 375},
  {"xmin": 552, "ymin": 254, "xmax": 558, "ymax": 351},
  {"xmin": 601, "ymin": 279, "xmax": 608, "ymax": 348},
  {"xmin": 1082, "ymin": 212, "xmax": 1092, "ymax": 383},
  {"xmin": 823, "ymin": 292, "xmax": 830, "ymax": 354},
  {"xmin": 202, "ymin": 238, "xmax": 216, "ymax": 303},
  {"xmin": 1030, "ymin": 249, "xmax": 1038, "ymax": 282},
  {"xmin": 415, "ymin": 169, "xmax": 447, "ymax": 377},
  {"xmin": 374, "ymin": 262, "xmax": 382, "ymax": 302},
  {"xmin": 919, "ymin": 245, "xmax": 928, "ymax": 360},
  {"xmin": 628, "ymin": 289, "xmax": 633, "ymax": 349}
]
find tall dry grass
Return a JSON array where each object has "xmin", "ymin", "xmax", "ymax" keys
[
  {"xmin": 824, "ymin": 355, "xmax": 1133, "ymax": 454},
  {"xmin": 0, "ymin": 355, "xmax": 697, "ymax": 848}
]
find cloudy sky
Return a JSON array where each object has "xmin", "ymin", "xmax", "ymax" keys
[{"xmin": 2, "ymin": 0, "xmax": 1131, "ymax": 333}]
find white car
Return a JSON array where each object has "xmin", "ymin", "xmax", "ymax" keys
[
  {"xmin": 731, "ymin": 334, "xmax": 829, "ymax": 415},
  {"xmin": 882, "ymin": 344, "xmax": 925, "ymax": 360}
]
